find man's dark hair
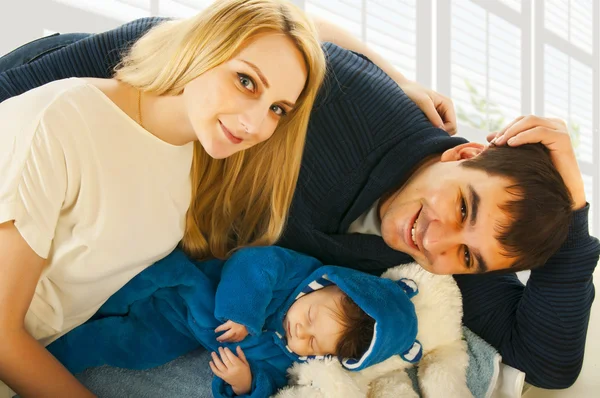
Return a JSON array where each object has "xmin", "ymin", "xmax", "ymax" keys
[
  {"xmin": 333, "ymin": 292, "xmax": 375, "ymax": 359},
  {"xmin": 462, "ymin": 143, "xmax": 573, "ymax": 272}
]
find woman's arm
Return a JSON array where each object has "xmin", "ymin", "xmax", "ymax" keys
[
  {"xmin": 311, "ymin": 15, "xmax": 457, "ymax": 134},
  {"xmin": 0, "ymin": 222, "xmax": 94, "ymax": 397}
]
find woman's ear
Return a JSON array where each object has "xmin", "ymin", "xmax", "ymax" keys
[{"xmin": 440, "ymin": 142, "xmax": 486, "ymax": 162}]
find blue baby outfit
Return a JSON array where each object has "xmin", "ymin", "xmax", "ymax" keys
[{"xmin": 48, "ymin": 247, "xmax": 420, "ymax": 397}]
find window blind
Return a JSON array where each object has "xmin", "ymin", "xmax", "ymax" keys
[
  {"xmin": 451, "ymin": 0, "xmax": 522, "ymax": 133},
  {"xmin": 306, "ymin": 0, "xmax": 417, "ymax": 81},
  {"xmin": 545, "ymin": 0, "xmax": 593, "ymax": 54}
]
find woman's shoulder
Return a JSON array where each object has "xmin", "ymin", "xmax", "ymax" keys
[
  {"xmin": 1, "ymin": 77, "xmax": 97, "ymax": 112},
  {"xmin": 0, "ymin": 78, "xmax": 90, "ymax": 132},
  {"xmin": 0, "ymin": 77, "xmax": 128, "ymax": 151}
]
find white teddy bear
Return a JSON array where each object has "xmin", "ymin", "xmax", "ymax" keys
[{"xmin": 274, "ymin": 263, "xmax": 473, "ymax": 398}]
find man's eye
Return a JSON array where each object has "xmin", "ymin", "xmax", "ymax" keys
[
  {"xmin": 464, "ymin": 246, "xmax": 471, "ymax": 267},
  {"xmin": 237, "ymin": 73, "xmax": 255, "ymax": 92},
  {"xmin": 461, "ymin": 197, "xmax": 467, "ymax": 221}
]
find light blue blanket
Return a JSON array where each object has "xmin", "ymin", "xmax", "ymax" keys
[
  {"xmin": 68, "ymin": 326, "xmax": 499, "ymax": 398},
  {"xmin": 406, "ymin": 327, "xmax": 501, "ymax": 398}
]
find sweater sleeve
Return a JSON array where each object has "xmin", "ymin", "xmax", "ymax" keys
[
  {"xmin": 455, "ymin": 204, "xmax": 599, "ymax": 388},
  {"xmin": 214, "ymin": 247, "xmax": 321, "ymax": 336},
  {"xmin": 0, "ymin": 17, "xmax": 164, "ymax": 102}
]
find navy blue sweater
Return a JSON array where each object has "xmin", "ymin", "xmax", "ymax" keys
[{"xmin": 1, "ymin": 18, "xmax": 597, "ymax": 389}]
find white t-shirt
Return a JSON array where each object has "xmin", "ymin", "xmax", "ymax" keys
[
  {"xmin": 347, "ymin": 199, "xmax": 381, "ymax": 236},
  {"xmin": 0, "ymin": 78, "xmax": 194, "ymax": 346}
]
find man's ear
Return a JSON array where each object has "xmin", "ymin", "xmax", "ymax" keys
[{"xmin": 440, "ymin": 142, "xmax": 486, "ymax": 162}]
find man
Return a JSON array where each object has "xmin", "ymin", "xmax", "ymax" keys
[{"xmin": 0, "ymin": 17, "xmax": 597, "ymax": 394}]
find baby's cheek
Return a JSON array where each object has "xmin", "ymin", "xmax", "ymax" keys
[
  {"xmin": 287, "ymin": 341, "xmax": 302, "ymax": 356},
  {"xmin": 287, "ymin": 340, "xmax": 296, "ymax": 351}
]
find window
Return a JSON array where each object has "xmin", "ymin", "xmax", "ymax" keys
[
  {"xmin": 54, "ymin": 0, "xmax": 151, "ymax": 20},
  {"xmin": 366, "ymin": 0, "xmax": 417, "ymax": 82},
  {"xmin": 545, "ymin": 0, "xmax": 593, "ymax": 54},
  {"xmin": 499, "ymin": 0, "xmax": 521, "ymax": 12},
  {"xmin": 537, "ymin": 0, "xmax": 598, "ymax": 233},
  {"xmin": 544, "ymin": 46, "xmax": 594, "ymax": 162},
  {"xmin": 450, "ymin": 0, "xmax": 523, "ymax": 134},
  {"xmin": 306, "ymin": 0, "xmax": 418, "ymax": 81},
  {"xmin": 49, "ymin": 0, "xmax": 212, "ymax": 26},
  {"xmin": 154, "ymin": 0, "xmax": 213, "ymax": 17}
]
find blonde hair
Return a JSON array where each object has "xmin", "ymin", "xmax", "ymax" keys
[{"xmin": 115, "ymin": 0, "xmax": 326, "ymax": 260}]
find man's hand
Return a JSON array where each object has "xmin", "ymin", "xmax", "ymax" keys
[
  {"xmin": 399, "ymin": 80, "xmax": 457, "ymax": 136},
  {"xmin": 210, "ymin": 346, "xmax": 252, "ymax": 396},
  {"xmin": 310, "ymin": 16, "xmax": 457, "ymax": 135},
  {"xmin": 215, "ymin": 320, "xmax": 248, "ymax": 343},
  {"xmin": 487, "ymin": 115, "xmax": 586, "ymax": 210}
]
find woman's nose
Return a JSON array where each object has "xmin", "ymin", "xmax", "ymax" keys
[{"xmin": 239, "ymin": 102, "xmax": 268, "ymax": 136}]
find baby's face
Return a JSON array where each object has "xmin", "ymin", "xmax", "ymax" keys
[{"xmin": 283, "ymin": 286, "xmax": 345, "ymax": 356}]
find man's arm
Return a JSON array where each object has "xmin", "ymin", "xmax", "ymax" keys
[
  {"xmin": 0, "ymin": 17, "xmax": 164, "ymax": 102},
  {"xmin": 311, "ymin": 15, "xmax": 457, "ymax": 135}
]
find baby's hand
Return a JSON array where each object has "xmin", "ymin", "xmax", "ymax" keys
[
  {"xmin": 215, "ymin": 320, "xmax": 248, "ymax": 343},
  {"xmin": 210, "ymin": 346, "xmax": 252, "ymax": 396}
]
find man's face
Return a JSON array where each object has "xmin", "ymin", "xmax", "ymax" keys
[{"xmin": 379, "ymin": 143, "xmax": 516, "ymax": 275}]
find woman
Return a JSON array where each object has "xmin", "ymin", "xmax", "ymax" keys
[{"xmin": 0, "ymin": 0, "xmax": 326, "ymax": 396}]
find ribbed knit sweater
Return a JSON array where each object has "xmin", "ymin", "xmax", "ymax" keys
[{"xmin": 0, "ymin": 18, "xmax": 597, "ymax": 389}]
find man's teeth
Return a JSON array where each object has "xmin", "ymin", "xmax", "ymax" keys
[{"xmin": 411, "ymin": 220, "xmax": 418, "ymax": 247}]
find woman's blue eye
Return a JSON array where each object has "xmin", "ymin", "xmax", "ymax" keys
[
  {"xmin": 237, "ymin": 73, "xmax": 255, "ymax": 91},
  {"xmin": 271, "ymin": 104, "xmax": 287, "ymax": 117}
]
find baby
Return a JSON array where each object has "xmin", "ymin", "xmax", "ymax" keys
[
  {"xmin": 48, "ymin": 247, "xmax": 422, "ymax": 397},
  {"xmin": 211, "ymin": 283, "xmax": 372, "ymax": 394}
]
